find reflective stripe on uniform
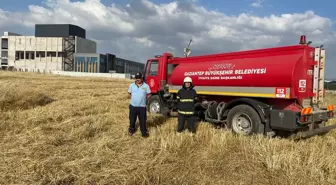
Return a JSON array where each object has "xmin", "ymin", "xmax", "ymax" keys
[
  {"xmin": 178, "ymin": 110, "xmax": 194, "ymax": 115},
  {"xmin": 179, "ymin": 99, "xmax": 194, "ymax": 102}
]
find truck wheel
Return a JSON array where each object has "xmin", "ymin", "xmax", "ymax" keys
[
  {"xmin": 147, "ymin": 95, "xmax": 162, "ymax": 114},
  {"xmin": 227, "ymin": 104, "xmax": 264, "ymax": 135}
]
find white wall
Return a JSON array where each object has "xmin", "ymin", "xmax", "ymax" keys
[
  {"xmin": 7, "ymin": 36, "xmax": 63, "ymax": 67},
  {"xmin": 9, "ymin": 36, "xmax": 63, "ymax": 52},
  {"xmin": 52, "ymin": 71, "xmax": 131, "ymax": 79},
  {"xmin": 14, "ymin": 58, "xmax": 62, "ymax": 72}
]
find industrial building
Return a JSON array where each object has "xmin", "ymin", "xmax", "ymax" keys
[
  {"xmin": 0, "ymin": 24, "xmax": 144, "ymax": 75},
  {"xmin": 0, "ymin": 24, "xmax": 96, "ymax": 72},
  {"xmin": 115, "ymin": 57, "xmax": 145, "ymax": 74},
  {"xmin": 74, "ymin": 53, "xmax": 144, "ymax": 74}
]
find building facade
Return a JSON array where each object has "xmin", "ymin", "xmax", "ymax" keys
[
  {"xmin": 1, "ymin": 33, "xmax": 64, "ymax": 72},
  {"xmin": 74, "ymin": 52, "xmax": 144, "ymax": 75},
  {"xmin": 1, "ymin": 24, "xmax": 144, "ymax": 75},
  {"xmin": 0, "ymin": 24, "xmax": 96, "ymax": 72},
  {"xmin": 74, "ymin": 53, "xmax": 106, "ymax": 73},
  {"xmin": 115, "ymin": 57, "xmax": 145, "ymax": 75}
]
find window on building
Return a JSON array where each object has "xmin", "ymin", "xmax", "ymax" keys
[
  {"xmin": 30, "ymin": 52, "xmax": 35, "ymax": 60},
  {"xmin": 1, "ymin": 38, "xmax": 8, "ymax": 49},
  {"xmin": 91, "ymin": 57, "xmax": 98, "ymax": 62},
  {"xmin": 25, "ymin": 51, "xmax": 35, "ymax": 60},
  {"xmin": 36, "ymin": 51, "xmax": 45, "ymax": 58},
  {"xmin": 1, "ymin": 58, "xmax": 8, "ymax": 65},
  {"xmin": 100, "ymin": 57, "xmax": 105, "ymax": 63},
  {"xmin": 1, "ymin": 51, "xmax": 8, "ymax": 58},
  {"xmin": 15, "ymin": 51, "xmax": 19, "ymax": 60},
  {"xmin": 75, "ymin": 57, "xmax": 85, "ymax": 63},
  {"xmin": 47, "ymin": 52, "xmax": 57, "ymax": 57},
  {"xmin": 116, "ymin": 59, "xmax": 125, "ymax": 66},
  {"xmin": 15, "ymin": 51, "xmax": 25, "ymax": 60},
  {"xmin": 58, "ymin": 52, "xmax": 64, "ymax": 57}
]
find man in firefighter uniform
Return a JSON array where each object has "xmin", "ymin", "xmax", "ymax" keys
[{"xmin": 176, "ymin": 76, "xmax": 198, "ymax": 134}]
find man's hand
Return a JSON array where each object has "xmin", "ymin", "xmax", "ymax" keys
[
  {"xmin": 128, "ymin": 93, "xmax": 131, "ymax": 99},
  {"xmin": 147, "ymin": 94, "xmax": 151, "ymax": 100}
]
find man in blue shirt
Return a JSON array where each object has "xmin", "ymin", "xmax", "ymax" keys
[{"xmin": 128, "ymin": 72, "xmax": 151, "ymax": 137}]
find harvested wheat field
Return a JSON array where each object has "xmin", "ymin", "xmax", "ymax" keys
[{"xmin": 1, "ymin": 71, "xmax": 336, "ymax": 185}]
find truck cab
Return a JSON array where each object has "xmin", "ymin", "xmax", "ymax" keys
[{"xmin": 143, "ymin": 53, "xmax": 172, "ymax": 114}]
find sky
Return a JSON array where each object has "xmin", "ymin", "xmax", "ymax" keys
[{"xmin": 1, "ymin": 0, "xmax": 336, "ymax": 79}]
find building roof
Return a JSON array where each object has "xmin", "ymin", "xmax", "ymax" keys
[{"xmin": 35, "ymin": 24, "xmax": 85, "ymax": 31}]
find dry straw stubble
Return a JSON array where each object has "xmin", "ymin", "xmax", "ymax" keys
[{"xmin": 1, "ymin": 71, "xmax": 336, "ymax": 185}]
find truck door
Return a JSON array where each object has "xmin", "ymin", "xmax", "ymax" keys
[{"xmin": 145, "ymin": 59, "xmax": 159, "ymax": 93}]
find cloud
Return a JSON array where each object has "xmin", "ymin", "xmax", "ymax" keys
[
  {"xmin": 251, "ymin": 0, "xmax": 264, "ymax": 8},
  {"xmin": 0, "ymin": 0, "xmax": 336, "ymax": 78}
]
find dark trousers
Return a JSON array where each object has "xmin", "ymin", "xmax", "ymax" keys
[
  {"xmin": 129, "ymin": 105, "xmax": 148, "ymax": 135},
  {"xmin": 177, "ymin": 113, "xmax": 196, "ymax": 133}
]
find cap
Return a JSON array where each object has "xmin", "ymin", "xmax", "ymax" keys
[{"xmin": 135, "ymin": 72, "xmax": 143, "ymax": 79}]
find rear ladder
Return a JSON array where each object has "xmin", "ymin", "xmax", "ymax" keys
[{"xmin": 312, "ymin": 47, "xmax": 326, "ymax": 107}]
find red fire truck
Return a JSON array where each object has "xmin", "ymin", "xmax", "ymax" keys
[{"xmin": 144, "ymin": 35, "xmax": 335, "ymax": 138}]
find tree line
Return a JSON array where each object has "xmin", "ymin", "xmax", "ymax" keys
[{"xmin": 325, "ymin": 81, "xmax": 336, "ymax": 90}]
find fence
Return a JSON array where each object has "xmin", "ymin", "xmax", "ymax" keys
[{"xmin": 326, "ymin": 90, "xmax": 336, "ymax": 95}]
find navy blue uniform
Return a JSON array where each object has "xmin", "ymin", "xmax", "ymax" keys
[{"xmin": 176, "ymin": 83, "xmax": 197, "ymax": 133}]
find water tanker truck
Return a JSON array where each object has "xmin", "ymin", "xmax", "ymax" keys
[{"xmin": 144, "ymin": 35, "xmax": 336, "ymax": 138}]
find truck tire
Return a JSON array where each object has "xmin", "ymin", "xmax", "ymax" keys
[
  {"xmin": 226, "ymin": 104, "xmax": 264, "ymax": 135},
  {"xmin": 147, "ymin": 95, "xmax": 162, "ymax": 114}
]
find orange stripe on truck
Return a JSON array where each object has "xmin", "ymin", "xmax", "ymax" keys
[{"xmin": 301, "ymin": 107, "xmax": 312, "ymax": 115}]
